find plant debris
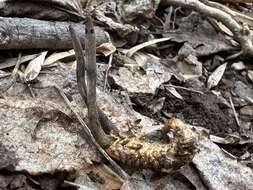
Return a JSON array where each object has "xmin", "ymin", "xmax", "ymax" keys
[{"xmin": 0, "ymin": 0, "xmax": 252, "ymax": 189}]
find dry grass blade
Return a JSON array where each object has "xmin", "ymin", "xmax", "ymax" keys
[
  {"xmin": 167, "ymin": 87, "xmax": 184, "ymax": 100},
  {"xmin": 165, "ymin": 84, "xmax": 204, "ymax": 95},
  {"xmin": 229, "ymin": 97, "xmax": 241, "ymax": 129},
  {"xmin": 43, "ymin": 50, "xmax": 76, "ymax": 66},
  {"xmin": 126, "ymin": 37, "xmax": 171, "ymax": 57},
  {"xmin": 64, "ymin": 180, "xmax": 90, "ymax": 189},
  {"xmin": 104, "ymin": 53, "xmax": 113, "ymax": 91}
]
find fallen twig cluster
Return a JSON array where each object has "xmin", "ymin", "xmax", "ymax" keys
[{"xmin": 161, "ymin": 0, "xmax": 253, "ymax": 58}]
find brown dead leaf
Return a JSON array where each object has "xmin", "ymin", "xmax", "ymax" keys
[
  {"xmin": 96, "ymin": 42, "xmax": 116, "ymax": 57},
  {"xmin": 44, "ymin": 50, "xmax": 75, "ymax": 66}
]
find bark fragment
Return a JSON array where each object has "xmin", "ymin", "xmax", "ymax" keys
[{"xmin": 0, "ymin": 17, "xmax": 108, "ymax": 50}]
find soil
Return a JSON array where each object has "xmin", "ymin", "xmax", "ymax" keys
[
  {"xmin": 131, "ymin": 88, "xmax": 238, "ymax": 136},
  {"xmin": 128, "ymin": 70, "xmax": 253, "ymax": 157}
]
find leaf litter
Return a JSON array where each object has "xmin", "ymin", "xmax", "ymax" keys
[{"xmin": 0, "ymin": 0, "xmax": 253, "ymax": 190}]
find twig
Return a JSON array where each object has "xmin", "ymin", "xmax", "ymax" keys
[
  {"xmin": 164, "ymin": 6, "xmax": 173, "ymax": 31},
  {"xmin": 64, "ymin": 180, "xmax": 92, "ymax": 189},
  {"xmin": 104, "ymin": 53, "xmax": 113, "ymax": 91},
  {"xmin": 165, "ymin": 84, "xmax": 204, "ymax": 94},
  {"xmin": 70, "ymin": 22, "xmax": 117, "ymax": 135},
  {"xmin": 69, "ymin": 23, "xmax": 88, "ymax": 104},
  {"xmin": 69, "ymin": 10, "xmax": 129, "ymax": 180},
  {"xmin": 11, "ymin": 52, "xmax": 22, "ymax": 77},
  {"xmin": 85, "ymin": 14, "xmax": 107, "ymax": 145},
  {"xmin": 203, "ymin": 0, "xmax": 253, "ymax": 28},
  {"xmin": 27, "ymin": 83, "xmax": 36, "ymax": 98},
  {"xmin": 229, "ymin": 96, "xmax": 241, "ymax": 130}
]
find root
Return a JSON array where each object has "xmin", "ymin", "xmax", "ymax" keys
[{"xmin": 161, "ymin": 0, "xmax": 253, "ymax": 58}]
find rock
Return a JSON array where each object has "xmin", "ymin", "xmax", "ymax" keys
[
  {"xmin": 233, "ymin": 81, "xmax": 253, "ymax": 103},
  {"xmin": 240, "ymin": 106, "xmax": 253, "ymax": 121},
  {"xmin": 193, "ymin": 137, "xmax": 253, "ymax": 190},
  {"xmin": 231, "ymin": 61, "xmax": 246, "ymax": 71}
]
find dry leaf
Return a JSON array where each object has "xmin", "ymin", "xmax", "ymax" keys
[
  {"xmin": 207, "ymin": 63, "xmax": 227, "ymax": 89},
  {"xmin": 24, "ymin": 51, "xmax": 48, "ymax": 81},
  {"xmin": 0, "ymin": 54, "xmax": 38, "ymax": 70},
  {"xmin": 96, "ymin": 42, "xmax": 116, "ymax": 57},
  {"xmin": 167, "ymin": 87, "xmax": 184, "ymax": 100},
  {"xmin": 72, "ymin": 164, "xmax": 122, "ymax": 189},
  {"xmin": 126, "ymin": 37, "xmax": 171, "ymax": 57},
  {"xmin": 44, "ymin": 50, "xmax": 75, "ymax": 66}
]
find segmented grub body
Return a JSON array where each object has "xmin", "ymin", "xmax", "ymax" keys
[{"xmin": 106, "ymin": 118, "xmax": 199, "ymax": 171}]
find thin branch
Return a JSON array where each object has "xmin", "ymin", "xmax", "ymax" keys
[
  {"xmin": 12, "ymin": 53, "xmax": 22, "ymax": 77},
  {"xmin": 165, "ymin": 84, "xmax": 204, "ymax": 95},
  {"xmin": 104, "ymin": 53, "xmax": 113, "ymax": 91},
  {"xmin": 69, "ymin": 23, "xmax": 117, "ymax": 136},
  {"xmin": 229, "ymin": 96, "xmax": 241, "ymax": 131},
  {"xmin": 69, "ymin": 12, "xmax": 128, "ymax": 180}
]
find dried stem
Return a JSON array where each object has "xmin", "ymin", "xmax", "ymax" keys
[
  {"xmin": 54, "ymin": 85, "xmax": 129, "ymax": 180},
  {"xmin": 69, "ymin": 12, "xmax": 129, "ymax": 180},
  {"xmin": 69, "ymin": 21, "xmax": 112, "ymax": 148},
  {"xmin": 85, "ymin": 15, "xmax": 113, "ymax": 147}
]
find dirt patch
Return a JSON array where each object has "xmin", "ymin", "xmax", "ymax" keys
[{"xmin": 131, "ymin": 88, "xmax": 238, "ymax": 137}]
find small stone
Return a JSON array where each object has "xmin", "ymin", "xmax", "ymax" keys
[
  {"xmin": 241, "ymin": 71, "xmax": 247, "ymax": 76},
  {"xmin": 231, "ymin": 61, "xmax": 246, "ymax": 71},
  {"xmin": 240, "ymin": 106, "xmax": 253, "ymax": 121},
  {"xmin": 234, "ymin": 81, "xmax": 253, "ymax": 103}
]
